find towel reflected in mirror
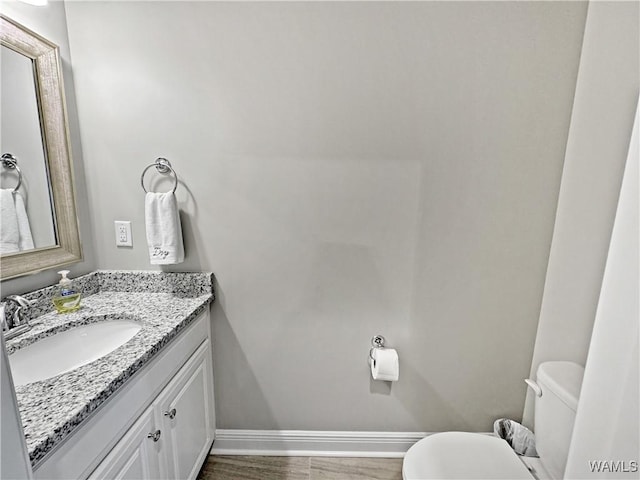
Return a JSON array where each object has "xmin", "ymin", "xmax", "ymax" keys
[{"xmin": 0, "ymin": 188, "xmax": 34, "ymax": 254}]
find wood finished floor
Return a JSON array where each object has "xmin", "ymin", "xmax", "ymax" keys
[{"xmin": 197, "ymin": 456, "xmax": 403, "ymax": 480}]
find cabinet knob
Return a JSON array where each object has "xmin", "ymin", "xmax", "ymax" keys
[
  {"xmin": 147, "ymin": 430, "xmax": 161, "ymax": 442},
  {"xmin": 163, "ymin": 408, "xmax": 177, "ymax": 419}
]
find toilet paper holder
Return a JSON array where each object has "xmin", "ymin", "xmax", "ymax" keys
[{"xmin": 369, "ymin": 335, "xmax": 386, "ymax": 363}]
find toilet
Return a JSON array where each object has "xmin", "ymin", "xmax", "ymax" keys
[{"xmin": 403, "ymin": 361, "xmax": 584, "ymax": 480}]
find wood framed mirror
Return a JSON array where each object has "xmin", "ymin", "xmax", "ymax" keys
[{"xmin": 0, "ymin": 15, "xmax": 82, "ymax": 279}]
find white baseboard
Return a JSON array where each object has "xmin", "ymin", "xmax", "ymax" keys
[{"xmin": 209, "ymin": 430, "xmax": 429, "ymax": 458}]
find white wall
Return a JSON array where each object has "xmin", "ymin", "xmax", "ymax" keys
[
  {"xmin": 523, "ymin": 0, "xmax": 640, "ymax": 428},
  {"xmin": 565, "ymin": 97, "xmax": 639, "ymax": 479},
  {"xmin": 0, "ymin": 0, "xmax": 95, "ymax": 296},
  {"xmin": 65, "ymin": 1, "xmax": 586, "ymax": 432}
]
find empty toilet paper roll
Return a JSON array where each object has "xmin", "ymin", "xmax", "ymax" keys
[{"xmin": 370, "ymin": 347, "xmax": 399, "ymax": 381}]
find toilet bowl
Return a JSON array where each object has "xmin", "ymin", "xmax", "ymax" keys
[
  {"xmin": 402, "ymin": 361, "xmax": 584, "ymax": 480},
  {"xmin": 403, "ymin": 432, "xmax": 534, "ymax": 479}
]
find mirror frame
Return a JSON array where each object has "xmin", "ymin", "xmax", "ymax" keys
[{"xmin": 0, "ymin": 15, "xmax": 82, "ymax": 280}]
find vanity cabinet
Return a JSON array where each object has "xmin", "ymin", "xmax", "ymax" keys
[
  {"xmin": 33, "ymin": 311, "xmax": 215, "ymax": 480},
  {"xmin": 88, "ymin": 338, "xmax": 214, "ymax": 480},
  {"xmin": 156, "ymin": 341, "xmax": 214, "ymax": 480},
  {"xmin": 88, "ymin": 406, "xmax": 162, "ymax": 480},
  {"xmin": 89, "ymin": 339, "xmax": 214, "ymax": 480}
]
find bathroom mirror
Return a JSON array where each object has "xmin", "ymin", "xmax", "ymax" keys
[{"xmin": 0, "ymin": 15, "xmax": 82, "ymax": 279}]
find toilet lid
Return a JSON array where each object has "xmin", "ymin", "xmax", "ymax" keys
[{"xmin": 403, "ymin": 432, "xmax": 534, "ymax": 480}]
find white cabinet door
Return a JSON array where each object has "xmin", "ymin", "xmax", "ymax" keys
[
  {"xmin": 156, "ymin": 340, "xmax": 214, "ymax": 480},
  {"xmin": 87, "ymin": 338, "xmax": 214, "ymax": 480},
  {"xmin": 88, "ymin": 406, "xmax": 163, "ymax": 480}
]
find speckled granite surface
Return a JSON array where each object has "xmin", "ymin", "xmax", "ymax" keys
[{"xmin": 4, "ymin": 271, "xmax": 214, "ymax": 466}]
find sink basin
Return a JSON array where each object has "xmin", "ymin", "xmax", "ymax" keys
[{"xmin": 9, "ymin": 319, "xmax": 141, "ymax": 386}]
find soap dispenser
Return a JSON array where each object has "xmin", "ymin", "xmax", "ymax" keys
[{"xmin": 52, "ymin": 270, "xmax": 81, "ymax": 313}]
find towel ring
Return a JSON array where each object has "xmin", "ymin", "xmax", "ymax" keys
[
  {"xmin": 1, "ymin": 153, "xmax": 22, "ymax": 193},
  {"xmin": 140, "ymin": 157, "xmax": 178, "ymax": 194}
]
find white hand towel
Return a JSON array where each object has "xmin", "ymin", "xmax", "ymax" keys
[
  {"xmin": 145, "ymin": 192, "xmax": 184, "ymax": 264},
  {"xmin": 0, "ymin": 189, "xmax": 33, "ymax": 254},
  {"xmin": 14, "ymin": 191, "xmax": 34, "ymax": 251},
  {"xmin": 1, "ymin": 189, "xmax": 19, "ymax": 254}
]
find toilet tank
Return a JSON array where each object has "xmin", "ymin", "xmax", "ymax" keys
[{"xmin": 534, "ymin": 361, "xmax": 584, "ymax": 480}]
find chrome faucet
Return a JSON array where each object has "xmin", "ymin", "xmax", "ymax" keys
[{"xmin": 1, "ymin": 295, "xmax": 33, "ymax": 340}]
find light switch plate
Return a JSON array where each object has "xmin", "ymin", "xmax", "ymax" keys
[{"xmin": 115, "ymin": 221, "xmax": 132, "ymax": 247}]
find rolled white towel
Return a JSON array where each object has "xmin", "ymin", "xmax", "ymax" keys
[{"xmin": 144, "ymin": 192, "xmax": 184, "ymax": 264}]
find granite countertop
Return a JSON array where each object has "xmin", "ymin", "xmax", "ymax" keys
[{"xmin": 4, "ymin": 271, "xmax": 214, "ymax": 467}]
